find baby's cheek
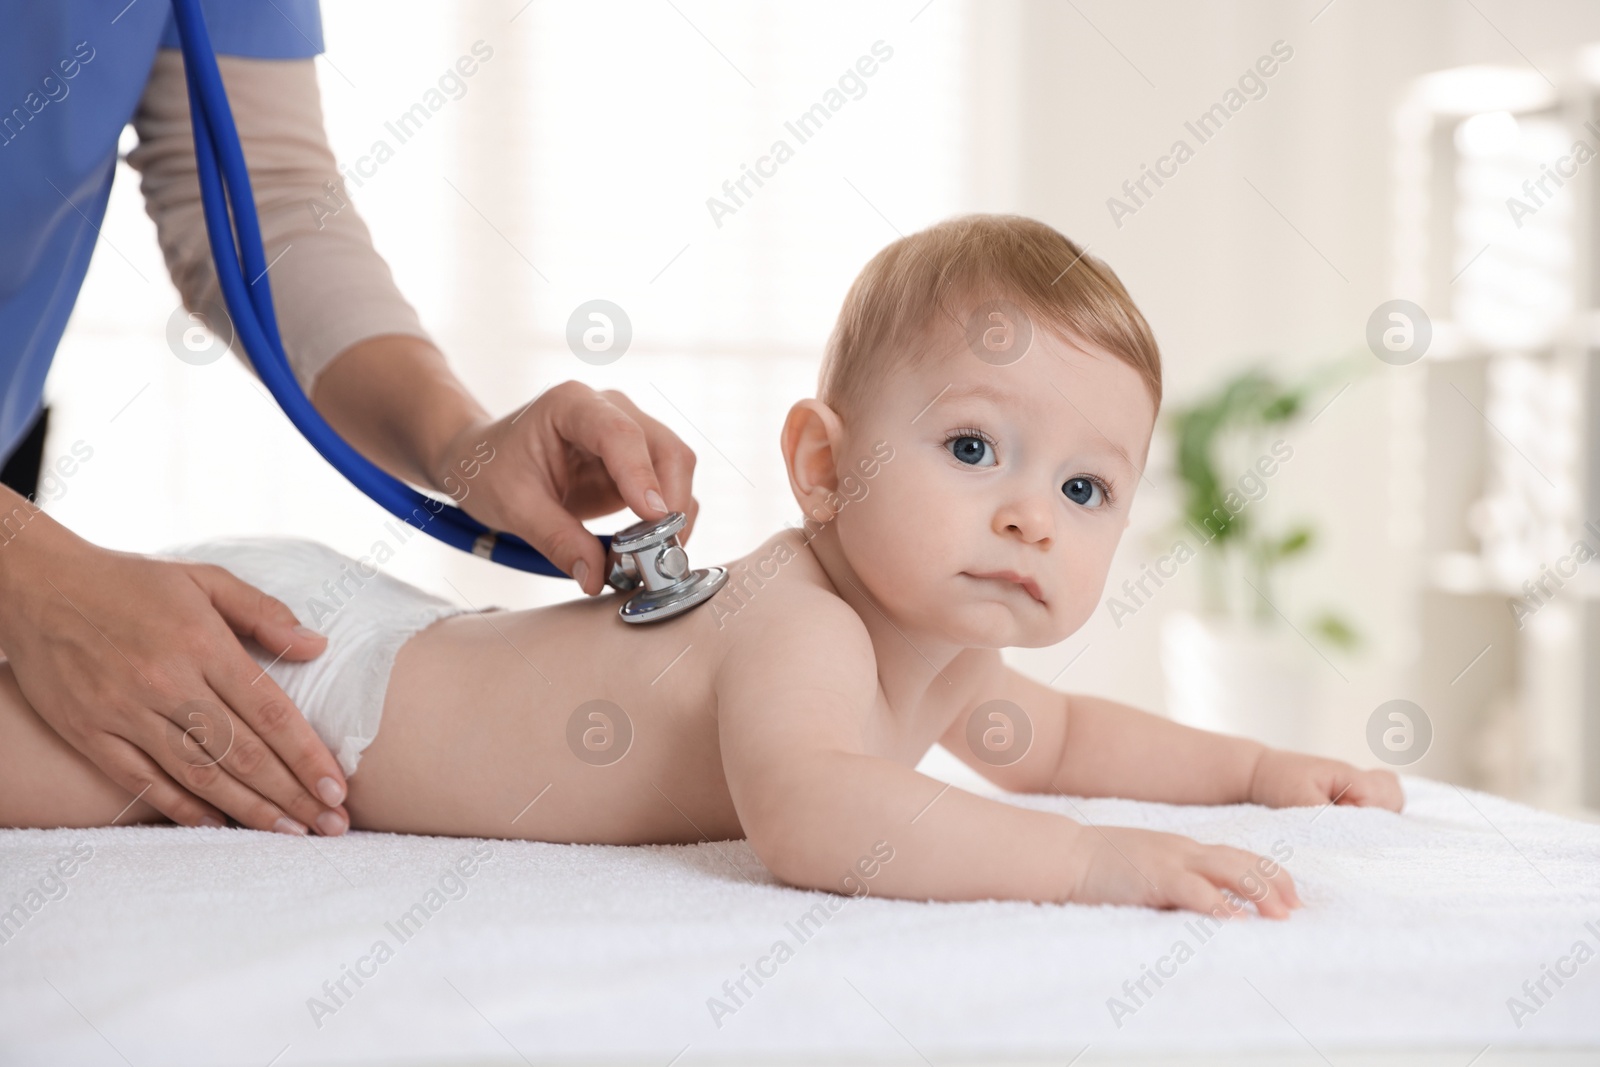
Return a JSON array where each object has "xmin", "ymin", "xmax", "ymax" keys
[
  {"xmin": 853, "ymin": 473, "xmax": 948, "ymax": 553},
  {"xmin": 837, "ymin": 502, "xmax": 918, "ymax": 583},
  {"xmin": 1047, "ymin": 581, "xmax": 1099, "ymax": 641},
  {"xmin": 1053, "ymin": 536, "xmax": 1120, "ymax": 626}
]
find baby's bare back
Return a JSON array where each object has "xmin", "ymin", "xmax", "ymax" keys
[{"xmin": 346, "ymin": 529, "xmax": 838, "ymax": 843}]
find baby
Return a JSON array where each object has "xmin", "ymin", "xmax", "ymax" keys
[{"xmin": 0, "ymin": 214, "xmax": 1401, "ymax": 917}]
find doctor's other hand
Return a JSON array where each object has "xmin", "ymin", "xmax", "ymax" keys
[
  {"xmin": 0, "ymin": 511, "xmax": 350, "ymax": 835},
  {"xmin": 434, "ymin": 381, "xmax": 699, "ymax": 596}
]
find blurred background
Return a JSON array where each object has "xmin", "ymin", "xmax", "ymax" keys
[{"xmin": 39, "ymin": 0, "xmax": 1600, "ymax": 815}]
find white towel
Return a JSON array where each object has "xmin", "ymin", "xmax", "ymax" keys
[{"xmin": 1, "ymin": 774, "xmax": 1596, "ymax": 1064}]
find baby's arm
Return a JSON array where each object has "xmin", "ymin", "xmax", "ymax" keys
[
  {"xmin": 942, "ymin": 664, "xmax": 1401, "ymax": 810},
  {"xmin": 715, "ymin": 597, "xmax": 1297, "ymax": 916}
]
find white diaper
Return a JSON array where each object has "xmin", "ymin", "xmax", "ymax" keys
[{"xmin": 157, "ymin": 536, "xmax": 475, "ymax": 776}]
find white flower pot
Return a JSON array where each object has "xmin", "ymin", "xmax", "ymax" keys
[{"xmin": 1159, "ymin": 609, "xmax": 1318, "ymax": 751}]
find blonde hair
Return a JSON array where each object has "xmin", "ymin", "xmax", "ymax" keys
[{"xmin": 818, "ymin": 214, "xmax": 1162, "ymax": 418}]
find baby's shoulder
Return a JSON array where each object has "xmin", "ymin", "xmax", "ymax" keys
[
  {"xmin": 705, "ymin": 528, "xmax": 872, "ymax": 663},
  {"xmin": 707, "ymin": 527, "xmax": 842, "ymax": 625},
  {"xmin": 707, "ymin": 530, "xmax": 880, "ymax": 717}
]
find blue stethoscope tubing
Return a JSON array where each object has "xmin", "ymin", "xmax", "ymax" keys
[{"xmin": 169, "ymin": 0, "xmax": 598, "ymax": 577}]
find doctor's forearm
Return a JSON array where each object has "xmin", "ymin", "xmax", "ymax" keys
[
  {"xmin": 131, "ymin": 53, "xmax": 438, "ymax": 398},
  {"xmin": 0, "ymin": 485, "xmax": 74, "ymax": 616},
  {"xmin": 310, "ymin": 334, "xmax": 489, "ymax": 494}
]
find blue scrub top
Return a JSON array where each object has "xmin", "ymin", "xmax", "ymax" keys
[{"xmin": 0, "ymin": 0, "xmax": 324, "ymax": 464}]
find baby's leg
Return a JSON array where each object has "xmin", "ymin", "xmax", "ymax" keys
[{"xmin": 0, "ymin": 662, "xmax": 162, "ymax": 828}]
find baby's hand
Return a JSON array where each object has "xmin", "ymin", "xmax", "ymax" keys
[
  {"xmin": 1247, "ymin": 749, "xmax": 1403, "ymax": 812},
  {"xmin": 1070, "ymin": 825, "xmax": 1300, "ymax": 919}
]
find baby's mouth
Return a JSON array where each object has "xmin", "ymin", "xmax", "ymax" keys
[{"xmin": 964, "ymin": 570, "xmax": 1045, "ymax": 604}]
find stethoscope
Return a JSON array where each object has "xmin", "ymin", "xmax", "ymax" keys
[{"xmin": 167, "ymin": 0, "xmax": 725, "ymax": 624}]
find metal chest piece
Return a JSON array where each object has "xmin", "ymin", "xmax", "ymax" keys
[{"xmin": 604, "ymin": 511, "xmax": 727, "ymax": 624}]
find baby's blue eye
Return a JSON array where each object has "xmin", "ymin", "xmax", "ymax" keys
[
  {"xmin": 1063, "ymin": 476, "xmax": 1104, "ymax": 507},
  {"xmin": 947, "ymin": 435, "xmax": 995, "ymax": 467}
]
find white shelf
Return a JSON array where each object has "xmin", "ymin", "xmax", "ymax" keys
[
  {"xmin": 1393, "ymin": 66, "xmax": 1600, "ymax": 811},
  {"xmin": 1426, "ymin": 550, "xmax": 1600, "ymax": 599}
]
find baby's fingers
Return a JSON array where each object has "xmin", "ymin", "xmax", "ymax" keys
[
  {"xmin": 1199, "ymin": 847, "xmax": 1299, "ymax": 920},
  {"xmin": 1343, "ymin": 769, "xmax": 1404, "ymax": 811},
  {"xmin": 1168, "ymin": 871, "xmax": 1233, "ymax": 917}
]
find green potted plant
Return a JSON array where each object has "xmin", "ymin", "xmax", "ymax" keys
[{"xmin": 1156, "ymin": 360, "xmax": 1360, "ymax": 748}]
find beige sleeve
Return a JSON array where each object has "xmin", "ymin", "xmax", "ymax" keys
[{"xmin": 127, "ymin": 50, "xmax": 432, "ymax": 392}]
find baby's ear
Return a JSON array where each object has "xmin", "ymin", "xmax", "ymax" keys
[{"xmin": 781, "ymin": 399, "xmax": 846, "ymax": 513}]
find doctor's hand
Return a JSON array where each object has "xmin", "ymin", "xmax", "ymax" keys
[
  {"xmin": 432, "ymin": 381, "xmax": 699, "ymax": 596},
  {"xmin": 0, "ymin": 511, "xmax": 351, "ymax": 835}
]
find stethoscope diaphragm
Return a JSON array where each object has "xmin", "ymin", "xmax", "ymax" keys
[{"xmin": 605, "ymin": 511, "xmax": 727, "ymax": 624}]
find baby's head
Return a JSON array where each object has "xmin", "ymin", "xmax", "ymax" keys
[{"xmin": 782, "ymin": 214, "xmax": 1161, "ymax": 649}]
